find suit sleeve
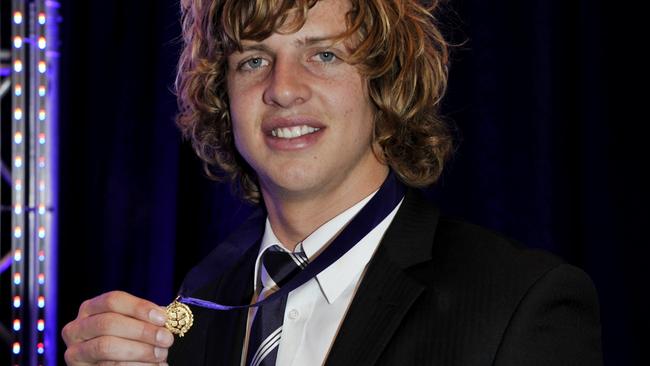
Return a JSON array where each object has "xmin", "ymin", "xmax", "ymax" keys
[{"xmin": 493, "ymin": 264, "xmax": 603, "ymax": 366}]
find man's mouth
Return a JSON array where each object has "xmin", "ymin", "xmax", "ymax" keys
[{"xmin": 271, "ymin": 125, "xmax": 321, "ymax": 139}]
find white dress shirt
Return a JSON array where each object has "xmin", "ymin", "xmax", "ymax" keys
[{"xmin": 241, "ymin": 191, "xmax": 403, "ymax": 366}]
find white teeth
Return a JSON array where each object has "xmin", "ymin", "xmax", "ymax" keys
[{"xmin": 271, "ymin": 125, "xmax": 320, "ymax": 139}]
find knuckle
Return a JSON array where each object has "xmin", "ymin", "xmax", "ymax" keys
[
  {"xmin": 94, "ymin": 313, "xmax": 115, "ymax": 334},
  {"xmin": 139, "ymin": 322, "xmax": 155, "ymax": 343},
  {"xmin": 138, "ymin": 322, "xmax": 160, "ymax": 345},
  {"xmin": 78, "ymin": 299, "xmax": 92, "ymax": 316},
  {"xmin": 61, "ymin": 322, "xmax": 72, "ymax": 344},
  {"xmin": 102, "ymin": 291, "xmax": 123, "ymax": 310},
  {"xmin": 134, "ymin": 299, "xmax": 154, "ymax": 320},
  {"xmin": 94, "ymin": 337, "xmax": 115, "ymax": 359},
  {"xmin": 63, "ymin": 348, "xmax": 75, "ymax": 363},
  {"xmin": 64, "ymin": 344, "xmax": 84, "ymax": 364}
]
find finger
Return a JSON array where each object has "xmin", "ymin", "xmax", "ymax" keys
[
  {"xmin": 77, "ymin": 291, "xmax": 167, "ymax": 326},
  {"xmin": 64, "ymin": 312, "xmax": 174, "ymax": 347},
  {"xmin": 62, "ymin": 355, "xmax": 93, "ymax": 366},
  {"xmin": 64, "ymin": 335, "xmax": 169, "ymax": 364}
]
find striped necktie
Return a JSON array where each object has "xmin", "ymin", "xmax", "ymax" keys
[{"xmin": 246, "ymin": 245, "xmax": 308, "ymax": 366}]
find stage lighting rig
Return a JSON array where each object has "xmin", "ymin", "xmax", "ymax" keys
[{"xmin": 1, "ymin": 1, "xmax": 59, "ymax": 365}]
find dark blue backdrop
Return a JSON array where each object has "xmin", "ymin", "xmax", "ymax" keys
[{"xmin": 57, "ymin": 1, "xmax": 646, "ymax": 365}]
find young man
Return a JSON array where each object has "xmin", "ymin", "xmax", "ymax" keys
[{"xmin": 62, "ymin": 0, "xmax": 603, "ymax": 365}]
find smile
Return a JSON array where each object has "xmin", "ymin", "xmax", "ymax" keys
[{"xmin": 271, "ymin": 125, "xmax": 321, "ymax": 139}]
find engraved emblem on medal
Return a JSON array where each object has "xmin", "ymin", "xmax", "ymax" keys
[{"xmin": 165, "ymin": 298, "xmax": 194, "ymax": 337}]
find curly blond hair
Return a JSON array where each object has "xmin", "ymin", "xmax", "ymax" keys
[{"xmin": 176, "ymin": 0, "xmax": 453, "ymax": 202}]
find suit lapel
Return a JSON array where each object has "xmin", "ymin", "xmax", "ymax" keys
[
  {"xmin": 324, "ymin": 247, "xmax": 424, "ymax": 366},
  {"xmin": 203, "ymin": 244, "xmax": 258, "ymax": 366},
  {"xmin": 325, "ymin": 189, "xmax": 440, "ymax": 366}
]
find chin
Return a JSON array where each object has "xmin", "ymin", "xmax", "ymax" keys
[{"xmin": 263, "ymin": 167, "xmax": 327, "ymax": 196}]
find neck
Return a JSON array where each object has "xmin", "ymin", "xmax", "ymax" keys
[{"xmin": 261, "ymin": 167, "xmax": 389, "ymax": 251}]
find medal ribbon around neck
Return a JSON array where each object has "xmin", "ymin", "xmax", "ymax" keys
[{"xmin": 165, "ymin": 171, "xmax": 405, "ymax": 337}]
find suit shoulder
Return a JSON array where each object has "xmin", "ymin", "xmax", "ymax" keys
[{"xmin": 430, "ymin": 216, "xmax": 565, "ymax": 287}]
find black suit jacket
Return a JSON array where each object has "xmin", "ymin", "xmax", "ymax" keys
[{"xmin": 169, "ymin": 190, "xmax": 603, "ymax": 365}]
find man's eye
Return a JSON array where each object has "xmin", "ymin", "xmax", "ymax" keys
[
  {"xmin": 316, "ymin": 51, "xmax": 337, "ymax": 63},
  {"xmin": 241, "ymin": 57, "xmax": 268, "ymax": 70}
]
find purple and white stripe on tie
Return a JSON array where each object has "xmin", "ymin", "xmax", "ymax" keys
[
  {"xmin": 249, "ymin": 326, "xmax": 282, "ymax": 366},
  {"xmin": 246, "ymin": 245, "xmax": 308, "ymax": 366}
]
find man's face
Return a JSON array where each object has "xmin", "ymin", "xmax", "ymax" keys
[{"xmin": 226, "ymin": 0, "xmax": 386, "ymax": 201}]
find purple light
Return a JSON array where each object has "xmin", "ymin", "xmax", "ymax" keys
[
  {"xmin": 0, "ymin": 254, "xmax": 12, "ymax": 274},
  {"xmin": 45, "ymin": 3, "xmax": 61, "ymax": 364}
]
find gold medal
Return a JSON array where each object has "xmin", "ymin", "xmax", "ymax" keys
[{"xmin": 165, "ymin": 297, "xmax": 194, "ymax": 337}]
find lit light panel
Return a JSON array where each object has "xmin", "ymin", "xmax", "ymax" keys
[{"xmin": 9, "ymin": 2, "xmax": 60, "ymax": 364}]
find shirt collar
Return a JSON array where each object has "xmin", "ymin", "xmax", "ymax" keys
[{"xmin": 254, "ymin": 190, "xmax": 377, "ymax": 304}]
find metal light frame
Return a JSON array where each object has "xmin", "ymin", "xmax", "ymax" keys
[{"xmin": 3, "ymin": 1, "xmax": 59, "ymax": 365}]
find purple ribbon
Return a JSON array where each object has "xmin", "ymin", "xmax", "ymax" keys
[{"xmin": 178, "ymin": 171, "xmax": 405, "ymax": 310}]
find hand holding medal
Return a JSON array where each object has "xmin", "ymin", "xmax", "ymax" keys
[{"xmin": 61, "ymin": 291, "xmax": 175, "ymax": 365}]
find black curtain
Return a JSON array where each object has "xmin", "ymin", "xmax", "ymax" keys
[{"xmin": 57, "ymin": 1, "xmax": 646, "ymax": 365}]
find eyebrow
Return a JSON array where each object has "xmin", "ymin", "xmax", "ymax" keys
[
  {"xmin": 240, "ymin": 43, "xmax": 273, "ymax": 53},
  {"xmin": 239, "ymin": 35, "xmax": 338, "ymax": 53},
  {"xmin": 293, "ymin": 36, "xmax": 335, "ymax": 47}
]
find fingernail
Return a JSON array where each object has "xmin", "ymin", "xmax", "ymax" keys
[
  {"xmin": 154, "ymin": 347, "xmax": 168, "ymax": 360},
  {"xmin": 149, "ymin": 308, "xmax": 167, "ymax": 326},
  {"xmin": 156, "ymin": 329, "xmax": 174, "ymax": 346}
]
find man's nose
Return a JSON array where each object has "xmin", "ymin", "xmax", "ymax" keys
[{"xmin": 263, "ymin": 57, "xmax": 311, "ymax": 108}]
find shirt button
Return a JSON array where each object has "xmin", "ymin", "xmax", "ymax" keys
[{"xmin": 288, "ymin": 309, "xmax": 299, "ymax": 320}]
